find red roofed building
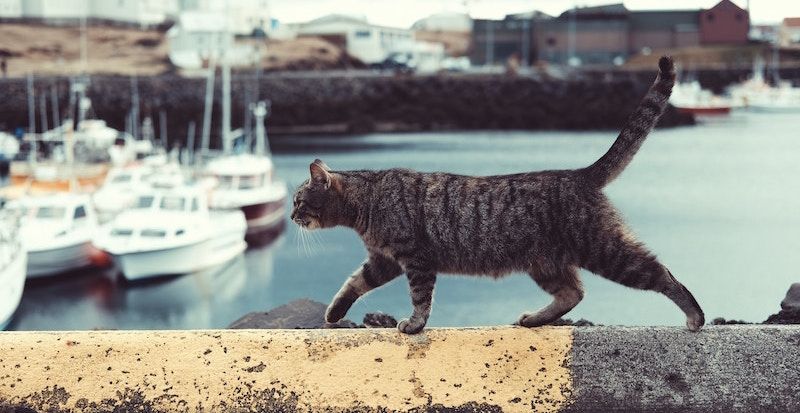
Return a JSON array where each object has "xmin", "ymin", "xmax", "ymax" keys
[{"xmin": 699, "ymin": 0, "xmax": 749, "ymax": 44}]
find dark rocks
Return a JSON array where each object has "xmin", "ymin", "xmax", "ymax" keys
[
  {"xmin": 764, "ymin": 309, "xmax": 800, "ymax": 325},
  {"xmin": 549, "ymin": 318, "xmax": 596, "ymax": 327},
  {"xmin": 228, "ymin": 299, "xmax": 399, "ymax": 329},
  {"xmin": 762, "ymin": 283, "xmax": 800, "ymax": 325},
  {"xmin": 228, "ymin": 299, "xmax": 356, "ymax": 329},
  {"xmin": 711, "ymin": 318, "xmax": 751, "ymax": 325},
  {"xmin": 363, "ymin": 312, "xmax": 398, "ymax": 328}
]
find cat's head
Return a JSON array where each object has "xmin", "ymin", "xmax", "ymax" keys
[{"xmin": 290, "ymin": 159, "xmax": 344, "ymax": 230}]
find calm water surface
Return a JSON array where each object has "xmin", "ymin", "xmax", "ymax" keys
[{"xmin": 10, "ymin": 112, "xmax": 800, "ymax": 330}]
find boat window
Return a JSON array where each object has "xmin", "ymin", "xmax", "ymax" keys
[
  {"xmin": 160, "ymin": 196, "xmax": 186, "ymax": 211},
  {"xmin": 111, "ymin": 228, "xmax": 133, "ymax": 236},
  {"xmin": 74, "ymin": 206, "xmax": 87, "ymax": 219},
  {"xmin": 175, "ymin": 229, "xmax": 185, "ymax": 236},
  {"xmin": 191, "ymin": 198, "xmax": 199, "ymax": 212},
  {"xmin": 141, "ymin": 229, "xmax": 167, "ymax": 237},
  {"xmin": 111, "ymin": 174, "xmax": 132, "ymax": 184},
  {"xmin": 218, "ymin": 175, "xmax": 235, "ymax": 189},
  {"xmin": 239, "ymin": 175, "xmax": 259, "ymax": 189},
  {"xmin": 35, "ymin": 207, "xmax": 66, "ymax": 219},
  {"xmin": 134, "ymin": 196, "xmax": 155, "ymax": 209}
]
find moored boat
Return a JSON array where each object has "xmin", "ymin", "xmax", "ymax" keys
[
  {"xmin": 0, "ymin": 212, "xmax": 26, "ymax": 329},
  {"xmin": 93, "ymin": 184, "xmax": 247, "ymax": 281},
  {"xmin": 670, "ymin": 81, "xmax": 732, "ymax": 116},
  {"xmin": 205, "ymin": 153, "xmax": 287, "ymax": 238},
  {"xmin": 7, "ymin": 193, "xmax": 99, "ymax": 278}
]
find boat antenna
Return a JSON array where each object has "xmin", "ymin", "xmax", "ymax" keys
[{"xmin": 253, "ymin": 100, "xmax": 270, "ymax": 156}]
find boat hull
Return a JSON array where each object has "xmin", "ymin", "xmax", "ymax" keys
[
  {"xmin": 111, "ymin": 227, "xmax": 246, "ymax": 281},
  {"xmin": 0, "ymin": 246, "xmax": 26, "ymax": 330},
  {"xmin": 27, "ymin": 242, "xmax": 94, "ymax": 278},
  {"xmin": 241, "ymin": 196, "xmax": 287, "ymax": 235},
  {"xmin": 747, "ymin": 105, "xmax": 800, "ymax": 113},
  {"xmin": 676, "ymin": 106, "xmax": 731, "ymax": 116}
]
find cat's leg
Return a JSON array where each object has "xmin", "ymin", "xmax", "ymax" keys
[
  {"xmin": 325, "ymin": 253, "xmax": 403, "ymax": 324},
  {"xmin": 586, "ymin": 237, "xmax": 705, "ymax": 331},
  {"xmin": 397, "ymin": 268, "xmax": 436, "ymax": 334},
  {"xmin": 517, "ymin": 266, "xmax": 584, "ymax": 327}
]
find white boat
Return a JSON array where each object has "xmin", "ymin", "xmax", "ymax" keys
[
  {"xmin": 93, "ymin": 184, "xmax": 247, "ymax": 281},
  {"xmin": 93, "ymin": 161, "xmax": 186, "ymax": 223},
  {"xmin": 206, "ymin": 153, "xmax": 287, "ymax": 237},
  {"xmin": 7, "ymin": 193, "xmax": 99, "ymax": 278},
  {"xmin": 728, "ymin": 56, "xmax": 800, "ymax": 113},
  {"xmin": 0, "ymin": 212, "xmax": 26, "ymax": 330},
  {"xmin": 670, "ymin": 81, "xmax": 732, "ymax": 116},
  {"xmin": 0, "ymin": 132, "xmax": 20, "ymax": 160}
]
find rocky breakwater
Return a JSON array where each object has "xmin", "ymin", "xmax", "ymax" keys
[{"xmin": 0, "ymin": 71, "xmax": 693, "ymax": 146}]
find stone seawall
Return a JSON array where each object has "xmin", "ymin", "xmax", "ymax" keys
[
  {"xmin": 0, "ymin": 72, "xmax": 693, "ymax": 147},
  {"xmin": 1, "ymin": 326, "xmax": 799, "ymax": 412}
]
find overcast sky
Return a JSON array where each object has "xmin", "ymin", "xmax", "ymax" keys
[{"xmin": 269, "ymin": 0, "xmax": 795, "ymax": 27}]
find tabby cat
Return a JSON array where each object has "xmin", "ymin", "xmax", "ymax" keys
[{"xmin": 290, "ymin": 56, "xmax": 705, "ymax": 334}]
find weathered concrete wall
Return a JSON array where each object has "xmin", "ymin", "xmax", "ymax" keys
[
  {"xmin": 0, "ymin": 326, "xmax": 799, "ymax": 412},
  {"xmin": 0, "ymin": 72, "xmax": 693, "ymax": 148}
]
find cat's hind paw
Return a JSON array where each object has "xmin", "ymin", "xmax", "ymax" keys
[
  {"xmin": 397, "ymin": 318, "xmax": 425, "ymax": 334},
  {"xmin": 686, "ymin": 314, "xmax": 704, "ymax": 332},
  {"xmin": 516, "ymin": 312, "xmax": 547, "ymax": 328}
]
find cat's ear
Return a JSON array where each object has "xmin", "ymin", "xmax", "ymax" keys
[{"xmin": 310, "ymin": 159, "xmax": 339, "ymax": 190}]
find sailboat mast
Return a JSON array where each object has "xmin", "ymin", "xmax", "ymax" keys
[
  {"xmin": 200, "ymin": 61, "xmax": 215, "ymax": 159},
  {"xmin": 50, "ymin": 83, "xmax": 61, "ymax": 142},
  {"xmin": 26, "ymin": 73, "xmax": 36, "ymax": 164},
  {"xmin": 220, "ymin": 0, "xmax": 232, "ymax": 154}
]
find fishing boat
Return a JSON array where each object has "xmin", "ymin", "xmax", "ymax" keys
[
  {"xmin": 206, "ymin": 152, "xmax": 287, "ymax": 238},
  {"xmin": 728, "ymin": 55, "xmax": 800, "ymax": 113},
  {"xmin": 6, "ymin": 193, "xmax": 99, "ymax": 278},
  {"xmin": 0, "ymin": 212, "xmax": 26, "ymax": 329},
  {"xmin": 670, "ymin": 81, "xmax": 732, "ymax": 116},
  {"xmin": 189, "ymin": 14, "xmax": 287, "ymax": 241},
  {"xmin": 93, "ymin": 184, "xmax": 247, "ymax": 281},
  {"xmin": 93, "ymin": 159, "xmax": 186, "ymax": 223}
]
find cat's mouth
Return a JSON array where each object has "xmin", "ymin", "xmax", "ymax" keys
[{"xmin": 294, "ymin": 217, "xmax": 321, "ymax": 230}]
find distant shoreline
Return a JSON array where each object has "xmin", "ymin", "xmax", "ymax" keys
[{"xmin": 0, "ymin": 71, "xmax": 699, "ymax": 145}]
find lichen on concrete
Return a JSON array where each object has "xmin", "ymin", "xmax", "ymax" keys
[{"xmin": 0, "ymin": 327, "xmax": 573, "ymax": 412}]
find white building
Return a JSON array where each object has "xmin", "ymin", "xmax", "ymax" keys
[
  {"xmin": 0, "ymin": 0, "xmax": 177, "ymax": 27},
  {"xmin": 20, "ymin": 0, "xmax": 89, "ymax": 20},
  {"xmin": 91, "ymin": 0, "xmax": 179, "ymax": 28},
  {"xmin": 179, "ymin": 0, "xmax": 271, "ymax": 36},
  {"xmin": 411, "ymin": 12, "xmax": 472, "ymax": 32},
  {"xmin": 297, "ymin": 14, "xmax": 416, "ymax": 64},
  {"xmin": 0, "ymin": 0, "xmax": 22, "ymax": 18},
  {"xmin": 167, "ymin": 11, "xmax": 258, "ymax": 70}
]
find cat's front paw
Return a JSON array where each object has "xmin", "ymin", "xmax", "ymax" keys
[
  {"xmin": 325, "ymin": 304, "xmax": 346, "ymax": 324},
  {"xmin": 397, "ymin": 318, "xmax": 425, "ymax": 334}
]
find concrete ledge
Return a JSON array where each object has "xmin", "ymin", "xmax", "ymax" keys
[{"xmin": 0, "ymin": 326, "xmax": 798, "ymax": 412}]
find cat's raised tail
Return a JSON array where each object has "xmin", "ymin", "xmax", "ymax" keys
[{"xmin": 582, "ymin": 56, "xmax": 676, "ymax": 187}]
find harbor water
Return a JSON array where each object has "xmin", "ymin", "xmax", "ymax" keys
[{"xmin": 9, "ymin": 111, "xmax": 800, "ymax": 330}]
